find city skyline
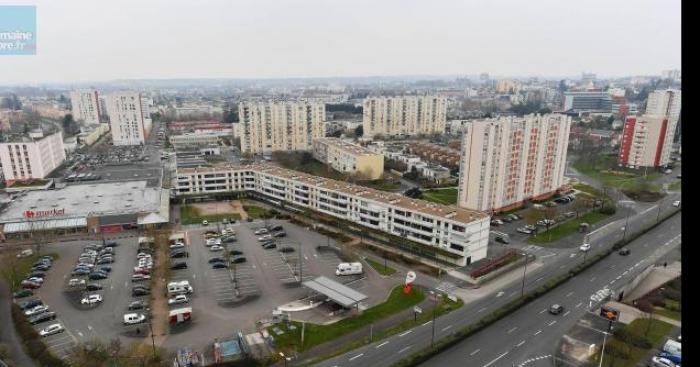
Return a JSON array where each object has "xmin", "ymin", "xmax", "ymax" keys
[{"xmin": 0, "ymin": 0, "xmax": 681, "ymax": 85}]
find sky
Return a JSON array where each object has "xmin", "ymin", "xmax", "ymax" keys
[{"xmin": 0, "ymin": 0, "xmax": 682, "ymax": 85}]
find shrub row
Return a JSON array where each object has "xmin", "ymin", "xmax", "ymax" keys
[{"xmin": 10, "ymin": 304, "xmax": 68, "ymax": 367}]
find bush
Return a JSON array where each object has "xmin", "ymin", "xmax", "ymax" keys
[
  {"xmin": 663, "ymin": 288, "xmax": 681, "ymax": 302},
  {"xmin": 599, "ymin": 203, "xmax": 617, "ymax": 215},
  {"xmin": 10, "ymin": 304, "xmax": 67, "ymax": 367}
]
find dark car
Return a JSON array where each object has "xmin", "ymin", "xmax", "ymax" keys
[
  {"xmin": 29, "ymin": 271, "xmax": 46, "ymax": 278},
  {"xmin": 86, "ymin": 283, "xmax": 103, "ymax": 291},
  {"xmin": 98, "ymin": 266, "xmax": 112, "ymax": 273},
  {"xmin": 221, "ymin": 236, "xmax": 237, "ymax": 243},
  {"xmin": 212, "ymin": 262, "xmax": 229, "ymax": 269},
  {"xmin": 269, "ymin": 225, "xmax": 283, "ymax": 232},
  {"xmin": 72, "ymin": 268, "xmax": 91, "ymax": 276},
  {"xmin": 33, "ymin": 260, "xmax": 51, "ymax": 268},
  {"xmin": 21, "ymin": 281, "xmax": 41, "ymax": 290},
  {"xmin": 501, "ymin": 217, "xmax": 513, "ymax": 223},
  {"xmin": 88, "ymin": 272, "xmax": 108, "ymax": 280},
  {"xmin": 262, "ymin": 243, "xmax": 277, "ymax": 250},
  {"xmin": 618, "ymin": 248, "xmax": 631, "ymax": 256},
  {"xmin": 261, "ymin": 239, "xmax": 275, "ymax": 246},
  {"xmin": 128, "ymin": 300, "xmax": 148, "ymax": 310},
  {"xmin": 229, "ymin": 249, "xmax": 244, "ymax": 256},
  {"xmin": 208, "ymin": 257, "xmax": 226, "ymax": 264},
  {"xmin": 273, "ymin": 231, "xmax": 286, "ymax": 238},
  {"xmin": 32, "ymin": 265, "xmax": 50, "ymax": 272},
  {"xmin": 170, "ymin": 250, "xmax": 188, "ymax": 258},
  {"xmin": 171, "ymin": 262, "xmax": 188, "ymax": 270},
  {"xmin": 131, "ymin": 288, "xmax": 150, "ymax": 296},
  {"xmin": 96, "ymin": 258, "xmax": 114, "ymax": 265},
  {"xmin": 230, "ymin": 256, "xmax": 247, "ymax": 264},
  {"xmin": 549, "ymin": 304, "xmax": 564, "ymax": 315},
  {"xmin": 104, "ymin": 240, "xmax": 119, "ymax": 247},
  {"xmin": 13, "ymin": 289, "xmax": 33, "ymax": 299},
  {"xmin": 495, "ymin": 236, "xmax": 510, "ymax": 244},
  {"xmin": 29, "ymin": 311, "xmax": 57, "ymax": 325},
  {"xmin": 278, "ymin": 246, "xmax": 295, "ymax": 253},
  {"xmin": 19, "ymin": 298, "xmax": 43, "ymax": 310}
]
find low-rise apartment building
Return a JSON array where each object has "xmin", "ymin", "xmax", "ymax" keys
[
  {"xmin": 406, "ymin": 142, "xmax": 461, "ymax": 169},
  {"xmin": 175, "ymin": 164, "xmax": 490, "ymax": 266},
  {"xmin": 312, "ymin": 138, "xmax": 384, "ymax": 180},
  {"xmin": 0, "ymin": 131, "xmax": 66, "ymax": 184},
  {"xmin": 169, "ymin": 132, "xmax": 220, "ymax": 150}
]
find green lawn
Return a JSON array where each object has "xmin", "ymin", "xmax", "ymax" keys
[
  {"xmin": 573, "ymin": 156, "xmax": 661, "ymax": 192},
  {"xmin": 179, "ymin": 206, "xmax": 241, "ymax": 225},
  {"xmin": 243, "ymin": 205, "xmax": 272, "ymax": 219},
  {"xmin": 1, "ymin": 252, "xmax": 60, "ymax": 291},
  {"xmin": 270, "ymin": 286, "xmax": 424, "ymax": 352},
  {"xmin": 363, "ymin": 179, "xmax": 402, "ymax": 192},
  {"xmin": 655, "ymin": 307, "xmax": 681, "ymax": 321},
  {"xmin": 365, "ymin": 258, "xmax": 397, "ymax": 276},
  {"xmin": 599, "ymin": 319, "xmax": 674, "ymax": 367},
  {"xmin": 421, "ymin": 188, "xmax": 458, "ymax": 205},
  {"xmin": 529, "ymin": 211, "xmax": 609, "ymax": 244},
  {"xmin": 668, "ymin": 180, "xmax": 681, "ymax": 191},
  {"xmin": 573, "ymin": 183, "xmax": 609, "ymax": 200}
]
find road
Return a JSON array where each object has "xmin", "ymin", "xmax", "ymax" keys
[{"xmin": 310, "ymin": 195, "xmax": 680, "ymax": 367}]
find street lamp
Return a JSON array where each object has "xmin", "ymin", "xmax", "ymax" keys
[
  {"xmin": 520, "ymin": 251, "xmax": 529, "ymax": 298},
  {"xmin": 619, "ymin": 201, "xmax": 634, "ymax": 243}
]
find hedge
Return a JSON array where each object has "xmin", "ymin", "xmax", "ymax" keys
[{"xmin": 10, "ymin": 304, "xmax": 68, "ymax": 367}]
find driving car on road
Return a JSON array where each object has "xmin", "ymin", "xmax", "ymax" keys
[
  {"xmin": 618, "ymin": 248, "xmax": 631, "ymax": 256},
  {"xmin": 580, "ymin": 243, "xmax": 591, "ymax": 252},
  {"xmin": 549, "ymin": 304, "xmax": 564, "ymax": 315}
]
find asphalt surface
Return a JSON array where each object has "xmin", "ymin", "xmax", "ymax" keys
[
  {"xmin": 310, "ymin": 194, "xmax": 681, "ymax": 367},
  {"xmin": 0, "ymin": 280, "xmax": 36, "ymax": 367}
]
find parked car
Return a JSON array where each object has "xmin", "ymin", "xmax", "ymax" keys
[
  {"xmin": 98, "ymin": 266, "xmax": 112, "ymax": 273},
  {"xmin": 86, "ymin": 283, "xmax": 103, "ymax": 291},
  {"xmin": 649, "ymin": 356, "xmax": 677, "ymax": 367},
  {"xmin": 29, "ymin": 271, "xmax": 46, "ymax": 279},
  {"xmin": 18, "ymin": 299, "xmax": 43, "ymax": 310},
  {"xmin": 262, "ymin": 242, "xmax": 277, "ymax": 250},
  {"xmin": 273, "ymin": 231, "xmax": 286, "ymax": 238},
  {"xmin": 269, "ymin": 225, "xmax": 283, "ymax": 231},
  {"xmin": 68, "ymin": 278, "xmax": 86, "ymax": 287},
  {"xmin": 81, "ymin": 294, "xmax": 103, "ymax": 305},
  {"xmin": 254, "ymin": 228, "xmax": 269, "ymax": 235},
  {"xmin": 26, "ymin": 277, "xmax": 44, "ymax": 284},
  {"xmin": 21, "ymin": 280, "xmax": 41, "ymax": 289},
  {"xmin": 517, "ymin": 227, "xmax": 533, "ymax": 234},
  {"xmin": 229, "ymin": 249, "xmax": 244, "ymax": 256},
  {"xmin": 25, "ymin": 305, "xmax": 49, "ymax": 316},
  {"xmin": 29, "ymin": 311, "xmax": 57, "ymax": 324},
  {"xmin": 549, "ymin": 304, "xmax": 564, "ymax": 315},
  {"xmin": 208, "ymin": 257, "xmax": 226, "ymax": 264},
  {"xmin": 39, "ymin": 323, "xmax": 64, "ymax": 337},
  {"xmin": 212, "ymin": 262, "xmax": 229, "ymax": 269},
  {"xmin": 258, "ymin": 235, "xmax": 273, "ymax": 241},
  {"xmin": 501, "ymin": 216, "xmax": 513, "ymax": 223},
  {"xmin": 672, "ymin": 200, "xmax": 680, "ymax": 207},
  {"xmin": 495, "ymin": 236, "xmax": 510, "ymax": 244},
  {"xmin": 104, "ymin": 240, "xmax": 119, "ymax": 247},
  {"xmin": 171, "ymin": 262, "xmax": 188, "ymax": 270},
  {"xmin": 96, "ymin": 258, "xmax": 114, "ymax": 265},
  {"xmin": 13, "ymin": 289, "xmax": 33, "ymax": 298},
  {"xmin": 131, "ymin": 288, "xmax": 150, "ymax": 297},
  {"xmin": 618, "ymin": 248, "xmax": 631, "ymax": 256},
  {"xmin": 209, "ymin": 245, "xmax": 224, "ymax": 252},
  {"xmin": 168, "ymin": 295, "xmax": 189, "ymax": 305},
  {"xmin": 128, "ymin": 300, "xmax": 148, "ymax": 311},
  {"xmin": 201, "ymin": 220, "xmax": 209, "ymax": 226},
  {"xmin": 230, "ymin": 256, "xmax": 247, "ymax": 264},
  {"xmin": 170, "ymin": 250, "xmax": 188, "ymax": 258},
  {"xmin": 72, "ymin": 268, "xmax": 91, "ymax": 276},
  {"xmin": 278, "ymin": 246, "xmax": 295, "ymax": 253},
  {"xmin": 123, "ymin": 313, "xmax": 147, "ymax": 325},
  {"xmin": 132, "ymin": 274, "xmax": 151, "ymax": 282},
  {"xmin": 170, "ymin": 242, "xmax": 185, "ymax": 249},
  {"xmin": 579, "ymin": 243, "xmax": 591, "ymax": 252},
  {"xmin": 88, "ymin": 272, "xmax": 108, "ymax": 280}
]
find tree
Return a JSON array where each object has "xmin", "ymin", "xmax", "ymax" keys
[
  {"xmin": 522, "ymin": 207, "xmax": 546, "ymax": 229},
  {"xmin": 222, "ymin": 104, "xmax": 238, "ymax": 123},
  {"xmin": 69, "ymin": 338, "xmax": 165, "ymax": 367},
  {"xmin": 62, "ymin": 114, "xmax": 79, "ymax": 135},
  {"xmin": 354, "ymin": 125, "xmax": 363, "ymax": 138},
  {"xmin": 403, "ymin": 166, "xmax": 420, "ymax": 180},
  {"xmin": 571, "ymin": 199, "xmax": 588, "ymax": 218}
]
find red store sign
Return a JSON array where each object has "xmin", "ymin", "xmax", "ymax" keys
[{"xmin": 23, "ymin": 208, "xmax": 66, "ymax": 219}]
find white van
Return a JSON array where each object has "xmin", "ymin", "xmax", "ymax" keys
[{"xmin": 336, "ymin": 262, "xmax": 363, "ymax": 276}]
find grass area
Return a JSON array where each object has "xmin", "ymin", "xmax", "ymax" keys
[
  {"xmin": 668, "ymin": 180, "xmax": 681, "ymax": 191},
  {"xmin": 1, "ymin": 252, "xmax": 60, "ymax": 291},
  {"xmin": 9, "ymin": 179, "xmax": 50, "ymax": 187},
  {"xmin": 362, "ymin": 179, "xmax": 402, "ymax": 192},
  {"xmin": 573, "ymin": 156, "xmax": 661, "ymax": 192},
  {"xmin": 179, "ymin": 206, "xmax": 241, "ymax": 225},
  {"xmin": 420, "ymin": 188, "xmax": 458, "ymax": 205},
  {"xmin": 573, "ymin": 183, "xmax": 609, "ymax": 200},
  {"xmin": 654, "ymin": 307, "xmax": 681, "ymax": 321},
  {"xmin": 271, "ymin": 286, "xmax": 425, "ymax": 352},
  {"xmin": 365, "ymin": 258, "xmax": 397, "ymax": 276},
  {"xmin": 243, "ymin": 205, "xmax": 273, "ymax": 219},
  {"xmin": 529, "ymin": 211, "xmax": 610, "ymax": 244},
  {"xmin": 599, "ymin": 318, "xmax": 674, "ymax": 367}
]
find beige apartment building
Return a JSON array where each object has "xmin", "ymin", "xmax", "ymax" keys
[
  {"xmin": 362, "ymin": 96, "xmax": 447, "ymax": 137},
  {"xmin": 0, "ymin": 131, "xmax": 66, "ymax": 184},
  {"xmin": 175, "ymin": 163, "xmax": 490, "ymax": 266},
  {"xmin": 457, "ymin": 114, "xmax": 571, "ymax": 213},
  {"xmin": 618, "ymin": 114, "xmax": 674, "ymax": 168},
  {"xmin": 237, "ymin": 101, "xmax": 326, "ymax": 154},
  {"xmin": 70, "ymin": 89, "xmax": 102, "ymax": 125},
  {"xmin": 312, "ymin": 138, "xmax": 384, "ymax": 180},
  {"xmin": 105, "ymin": 92, "xmax": 152, "ymax": 146}
]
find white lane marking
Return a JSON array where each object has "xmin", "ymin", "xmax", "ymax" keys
[
  {"xmin": 398, "ymin": 345, "xmax": 412, "ymax": 354},
  {"xmin": 483, "ymin": 351, "xmax": 509, "ymax": 367},
  {"xmin": 376, "ymin": 341, "xmax": 389, "ymax": 349},
  {"xmin": 422, "ymin": 321, "xmax": 431, "ymax": 326},
  {"xmin": 535, "ymin": 277, "xmax": 544, "ymax": 283},
  {"xmin": 516, "ymin": 340, "xmax": 526, "ymax": 347},
  {"xmin": 566, "ymin": 291, "xmax": 574, "ymax": 297},
  {"xmin": 534, "ymin": 330, "xmax": 542, "ymax": 336},
  {"xmin": 496, "ymin": 291, "xmax": 505, "ymax": 298},
  {"xmin": 349, "ymin": 353, "xmax": 363, "ymax": 361},
  {"xmin": 548, "ymin": 320, "xmax": 557, "ymax": 326},
  {"xmin": 398, "ymin": 330, "xmax": 413, "ymax": 337},
  {"xmin": 563, "ymin": 311, "xmax": 571, "ymax": 317},
  {"xmin": 507, "ymin": 327, "xmax": 517, "ymax": 334},
  {"xmin": 616, "ymin": 276, "xmax": 622, "ymax": 280},
  {"xmin": 470, "ymin": 349, "xmax": 481, "ymax": 356},
  {"xmin": 590, "ymin": 277, "xmax": 596, "ymax": 282},
  {"xmin": 478, "ymin": 307, "xmax": 488, "ymax": 313},
  {"xmin": 539, "ymin": 309, "xmax": 547, "ymax": 314},
  {"xmin": 441, "ymin": 325, "xmax": 453, "ymax": 332},
  {"xmin": 576, "ymin": 302, "xmax": 582, "ymax": 308}
]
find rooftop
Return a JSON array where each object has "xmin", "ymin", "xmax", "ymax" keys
[
  {"xmin": 315, "ymin": 138, "xmax": 379, "ymax": 156},
  {"xmin": 0, "ymin": 180, "xmax": 162, "ymax": 223}
]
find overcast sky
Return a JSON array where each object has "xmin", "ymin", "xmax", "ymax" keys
[{"xmin": 0, "ymin": 0, "xmax": 681, "ymax": 85}]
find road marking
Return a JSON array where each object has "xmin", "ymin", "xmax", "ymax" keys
[
  {"xmin": 539, "ymin": 308, "xmax": 547, "ymax": 314},
  {"xmin": 496, "ymin": 291, "xmax": 505, "ymax": 298},
  {"xmin": 516, "ymin": 340, "xmax": 526, "ymax": 347},
  {"xmin": 576, "ymin": 302, "xmax": 582, "ymax": 308},
  {"xmin": 349, "ymin": 353, "xmax": 363, "ymax": 361},
  {"xmin": 376, "ymin": 341, "xmax": 389, "ymax": 349},
  {"xmin": 483, "ymin": 351, "xmax": 508, "ymax": 367},
  {"xmin": 478, "ymin": 307, "xmax": 488, "ymax": 313},
  {"xmin": 566, "ymin": 291, "xmax": 574, "ymax": 297},
  {"xmin": 616, "ymin": 276, "xmax": 622, "ymax": 280},
  {"xmin": 534, "ymin": 330, "xmax": 542, "ymax": 336},
  {"xmin": 507, "ymin": 327, "xmax": 517, "ymax": 334},
  {"xmin": 623, "ymin": 271, "xmax": 628, "ymax": 275},
  {"xmin": 590, "ymin": 277, "xmax": 596, "ymax": 282},
  {"xmin": 398, "ymin": 345, "xmax": 412, "ymax": 354},
  {"xmin": 422, "ymin": 321, "xmax": 431, "ymax": 326},
  {"xmin": 441, "ymin": 325, "xmax": 453, "ymax": 332},
  {"xmin": 535, "ymin": 276, "xmax": 544, "ymax": 283},
  {"xmin": 548, "ymin": 320, "xmax": 557, "ymax": 326},
  {"xmin": 399, "ymin": 330, "xmax": 413, "ymax": 337},
  {"xmin": 470, "ymin": 349, "xmax": 480, "ymax": 356},
  {"xmin": 563, "ymin": 311, "xmax": 570, "ymax": 317}
]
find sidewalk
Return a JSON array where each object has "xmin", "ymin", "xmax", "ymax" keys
[
  {"xmin": 623, "ymin": 261, "xmax": 681, "ymax": 302},
  {"xmin": 605, "ymin": 301, "xmax": 681, "ymax": 328}
]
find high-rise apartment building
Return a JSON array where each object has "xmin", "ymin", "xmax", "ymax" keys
[
  {"xmin": 69, "ymin": 89, "xmax": 101, "ymax": 125},
  {"xmin": 645, "ymin": 89, "xmax": 681, "ymax": 124},
  {"xmin": 312, "ymin": 138, "xmax": 384, "ymax": 179},
  {"xmin": 496, "ymin": 79, "xmax": 520, "ymax": 94},
  {"xmin": 0, "ymin": 131, "xmax": 66, "ymax": 184},
  {"xmin": 618, "ymin": 114, "xmax": 675, "ymax": 168},
  {"xmin": 105, "ymin": 92, "xmax": 152, "ymax": 146},
  {"xmin": 457, "ymin": 114, "xmax": 571, "ymax": 213},
  {"xmin": 237, "ymin": 100, "xmax": 326, "ymax": 154},
  {"xmin": 362, "ymin": 96, "xmax": 447, "ymax": 137}
]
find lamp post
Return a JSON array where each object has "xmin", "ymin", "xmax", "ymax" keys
[
  {"xmin": 620, "ymin": 201, "xmax": 634, "ymax": 243},
  {"xmin": 598, "ymin": 331, "xmax": 609, "ymax": 367},
  {"xmin": 520, "ymin": 251, "xmax": 528, "ymax": 298}
]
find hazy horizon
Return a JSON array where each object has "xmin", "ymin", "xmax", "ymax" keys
[{"xmin": 0, "ymin": 0, "xmax": 681, "ymax": 85}]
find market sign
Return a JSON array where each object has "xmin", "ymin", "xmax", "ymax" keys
[{"xmin": 23, "ymin": 208, "xmax": 65, "ymax": 219}]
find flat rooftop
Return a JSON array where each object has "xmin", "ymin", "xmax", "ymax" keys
[
  {"xmin": 0, "ymin": 180, "xmax": 162, "ymax": 223},
  {"xmin": 315, "ymin": 138, "xmax": 379, "ymax": 156},
  {"xmin": 178, "ymin": 163, "xmax": 487, "ymax": 223}
]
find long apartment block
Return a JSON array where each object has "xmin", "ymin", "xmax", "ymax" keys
[
  {"xmin": 175, "ymin": 164, "xmax": 490, "ymax": 266},
  {"xmin": 312, "ymin": 138, "xmax": 384, "ymax": 180}
]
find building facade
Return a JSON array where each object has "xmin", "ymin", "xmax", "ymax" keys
[
  {"xmin": 362, "ymin": 96, "xmax": 447, "ymax": 137},
  {"xmin": 237, "ymin": 101, "xmax": 326, "ymax": 154},
  {"xmin": 174, "ymin": 164, "xmax": 490, "ymax": 266},
  {"xmin": 0, "ymin": 131, "xmax": 66, "ymax": 184},
  {"xmin": 312, "ymin": 138, "xmax": 384, "ymax": 180},
  {"xmin": 618, "ymin": 115, "xmax": 674, "ymax": 168},
  {"xmin": 169, "ymin": 133, "xmax": 220, "ymax": 150},
  {"xmin": 457, "ymin": 114, "xmax": 571, "ymax": 213},
  {"xmin": 106, "ymin": 92, "xmax": 152, "ymax": 146},
  {"xmin": 70, "ymin": 89, "xmax": 102, "ymax": 125},
  {"xmin": 562, "ymin": 91, "xmax": 612, "ymax": 113}
]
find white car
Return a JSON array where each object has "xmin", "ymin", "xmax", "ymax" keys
[
  {"xmin": 39, "ymin": 323, "xmax": 64, "ymax": 337},
  {"xmin": 580, "ymin": 243, "xmax": 591, "ymax": 252},
  {"xmin": 517, "ymin": 227, "xmax": 533, "ymax": 234},
  {"xmin": 81, "ymin": 294, "xmax": 103, "ymax": 305},
  {"xmin": 650, "ymin": 356, "xmax": 676, "ymax": 367},
  {"xmin": 132, "ymin": 273, "xmax": 151, "ymax": 282},
  {"xmin": 170, "ymin": 242, "xmax": 185, "ymax": 249},
  {"xmin": 68, "ymin": 278, "xmax": 86, "ymax": 287},
  {"xmin": 202, "ymin": 220, "xmax": 209, "ymax": 226},
  {"xmin": 672, "ymin": 200, "xmax": 680, "ymax": 207},
  {"xmin": 168, "ymin": 294, "xmax": 189, "ymax": 305},
  {"xmin": 25, "ymin": 305, "xmax": 49, "ymax": 316},
  {"xmin": 137, "ymin": 253, "xmax": 152, "ymax": 259},
  {"xmin": 123, "ymin": 313, "xmax": 147, "ymax": 325},
  {"xmin": 254, "ymin": 228, "xmax": 268, "ymax": 235},
  {"xmin": 210, "ymin": 245, "xmax": 224, "ymax": 252},
  {"xmin": 258, "ymin": 235, "xmax": 272, "ymax": 241},
  {"xmin": 206, "ymin": 238, "xmax": 222, "ymax": 246}
]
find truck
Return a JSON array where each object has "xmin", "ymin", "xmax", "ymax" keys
[
  {"xmin": 169, "ymin": 307, "xmax": 192, "ymax": 325},
  {"xmin": 336, "ymin": 262, "xmax": 363, "ymax": 276},
  {"xmin": 167, "ymin": 280, "xmax": 194, "ymax": 296}
]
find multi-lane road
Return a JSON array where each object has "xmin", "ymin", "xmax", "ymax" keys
[{"xmin": 312, "ymin": 196, "xmax": 681, "ymax": 367}]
